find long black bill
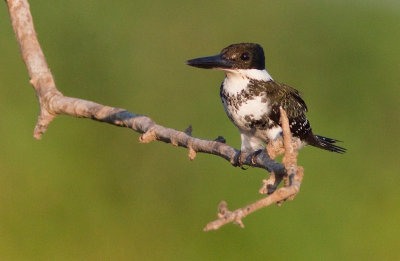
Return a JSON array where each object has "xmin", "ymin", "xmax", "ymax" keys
[{"xmin": 185, "ymin": 54, "xmax": 233, "ymax": 69}]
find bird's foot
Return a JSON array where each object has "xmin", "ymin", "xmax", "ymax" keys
[
  {"xmin": 250, "ymin": 149, "xmax": 264, "ymax": 165},
  {"xmin": 232, "ymin": 150, "xmax": 248, "ymax": 169},
  {"xmin": 232, "ymin": 149, "xmax": 264, "ymax": 169}
]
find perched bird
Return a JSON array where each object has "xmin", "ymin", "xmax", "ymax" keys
[{"xmin": 186, "ymin": 43, "xmax": 345, "ymax": 155}]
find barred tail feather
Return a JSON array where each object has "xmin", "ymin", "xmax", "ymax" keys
[{"xmin": 307, "ymin": 134, "xmax": 346, "ymax": 153}]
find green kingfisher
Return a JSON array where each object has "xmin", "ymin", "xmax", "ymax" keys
[{"xmin": 186, "ymin": 43, "xmax": 345, "ymax": 154}]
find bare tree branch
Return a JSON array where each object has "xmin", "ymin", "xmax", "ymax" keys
[
  {"xmin": 6, "ymin": 0, "xmax": 304, "ymax": 231},
  {"xmin": 5, "ymin": 0, "xmax": 285, "ymax": 174}
]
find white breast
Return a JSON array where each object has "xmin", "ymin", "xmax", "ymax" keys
[
  {"xmin": 232, "ymin": 96, "xmax": 270, "ymax": 122},
  {"xmin": 221, "ymin": 68, "xmax": 283, "ymax": 147},
  {"xmin": 221, "ymin": 69, "xmax": 273, "ymax": 127}
]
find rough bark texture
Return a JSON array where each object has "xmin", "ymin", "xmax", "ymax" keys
[{"xmin": 6, "ymin": 0, "xmax": 303, "ymax": 231}]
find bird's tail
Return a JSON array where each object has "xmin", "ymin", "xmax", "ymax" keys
[{"xmin": 307, "ymin": 134, "xmax": 346, "ymax": 153}]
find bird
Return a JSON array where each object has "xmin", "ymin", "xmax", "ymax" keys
[{"xmin": 186, "ymin": 43, "xmax": 345, "ymax": 157}]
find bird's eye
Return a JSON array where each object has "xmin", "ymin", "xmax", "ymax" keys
[{"xmin": 240, "ymin": 52, "xmax": 250, "ymax": 61}]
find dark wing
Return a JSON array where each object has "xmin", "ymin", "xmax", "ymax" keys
[
  {"xmin": 249, "ymin": 80, "xmax": 312, "ymax": 139},
  {"xmin": 248, "ymin": 80, "xmax": 346, "ymax": 153}
]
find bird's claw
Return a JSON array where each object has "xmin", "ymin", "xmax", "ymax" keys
[
  {"xmin": 232, "ymin": 150, "xmax": 247, "ymax": 169},
  {"xmin": 233, "ymin": 149, "xmax": 264, "ymax": 169},
  {"xmin": 250, "ymin": 149, "xmax": 263, "ymax": 165}
]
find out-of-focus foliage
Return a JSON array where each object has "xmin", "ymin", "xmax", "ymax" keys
[{"xmin": 0, "ymin": 0, "xmax": 399, "ymax": 260}]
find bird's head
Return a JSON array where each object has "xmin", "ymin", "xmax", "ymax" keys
[{"xmin": 186, "ymin": 43, "xmax": 265, "ymax": 71}]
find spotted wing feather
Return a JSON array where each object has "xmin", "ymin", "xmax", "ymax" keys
[
  {"xmin": 250, "ymin": 80, "xmax": 346, "ymax": 153},
  {"xmin": 248, "ymin": 80, "xmax": 311, "ymax": 140}
]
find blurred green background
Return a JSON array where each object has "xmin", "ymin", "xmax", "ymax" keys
[{"xmin": 1, "ymin": 0, "xmax": 399, "ymax": 260}]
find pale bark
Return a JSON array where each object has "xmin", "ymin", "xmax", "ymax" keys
[{"xmin": 5, "ymin": 0, "xmax": 303, "ymax": 231}]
